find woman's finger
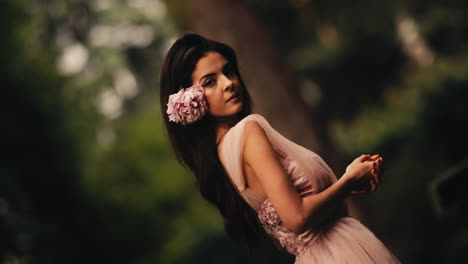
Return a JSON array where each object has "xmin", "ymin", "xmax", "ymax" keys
[
  {"xmin": 358, "ymin": 154, "xmax": 370, "ymax": 162},
  {"xmin": 372, "ymin": 169, "xmax": 381, "ymax": 184},
  {"xmin": 377, "ymin": 158, "xmax": 383, "ymax": 167}
]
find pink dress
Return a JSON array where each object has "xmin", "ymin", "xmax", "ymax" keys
[{"xmin": 218, "ymin": 114, "xmax": 400, "ymax": 263}]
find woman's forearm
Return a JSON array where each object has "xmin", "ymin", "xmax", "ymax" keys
[{"xmin": 296, "ymin": 176, "xmax": 351, "ymax": 234}]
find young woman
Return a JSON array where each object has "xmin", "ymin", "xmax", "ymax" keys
[{"xmin": 160, "ymin": 33, "xmax": 400, "ymax": 263}]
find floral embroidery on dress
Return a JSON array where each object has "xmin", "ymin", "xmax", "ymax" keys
[
  {"xmin": 258, "ymin": 199, "xmax": 307, "ymax": 256},
  {"xmin": 257, "ymin": 199, "xmax": 280, "ymax": 234}
]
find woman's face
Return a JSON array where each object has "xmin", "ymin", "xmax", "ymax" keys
[{"xmin": 191, "ymin": 51, "xmax": 243, "ymax": 118}]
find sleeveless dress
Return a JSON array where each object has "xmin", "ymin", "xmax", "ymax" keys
[{"xmin": 218, "ymin": 114, "xmax": 400, "ymax": 264}]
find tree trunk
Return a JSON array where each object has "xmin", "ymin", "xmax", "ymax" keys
[{"xmin": 182, "ymin": 0, "xmax": 364, "ymax": 219}]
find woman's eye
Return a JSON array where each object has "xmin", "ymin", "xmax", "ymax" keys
[{"xmin": 204, "ymin": 79, "xmax": 216, "ymax": 87}]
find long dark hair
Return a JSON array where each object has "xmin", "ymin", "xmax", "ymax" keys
[{"xmin": 159, "ymin": 33, "xmax": 271, "ymax": 257}]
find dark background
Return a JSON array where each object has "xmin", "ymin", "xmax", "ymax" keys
[{"xmin": 1, "ymin": 0, "xmax": 468, "ymax": 263}]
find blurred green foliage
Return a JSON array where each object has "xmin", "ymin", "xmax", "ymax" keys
[
  {"xmin": 1, "ymin": 0, "xmax": 468, "ymax": 263},
  {"xmin": 1, "ymin": 0, "xmax": 228, "ymax": 263}
]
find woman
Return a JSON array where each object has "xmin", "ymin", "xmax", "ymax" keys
[{"xmin": 160, "ymin": 33, "xmax": 400, "ymax": 263}]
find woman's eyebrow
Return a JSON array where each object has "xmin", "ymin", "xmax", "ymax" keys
[
  {"xmin": 199, "ymin": 73, "xmax": 216, "ymax": 82},
  {"xmin": 199, "ymin": 62, "xmax": 229, "ymax": 82}
]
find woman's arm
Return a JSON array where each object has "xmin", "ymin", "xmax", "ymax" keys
[{"xmin": 244, "ymin": 121, "xmax": 375, "ymax": 234}]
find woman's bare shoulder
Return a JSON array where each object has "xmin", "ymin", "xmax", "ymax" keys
[
  {"xmin": 243, "ymin": 119, "xmax": 268, "ymax": 154},
  {"xmin": 243, "ymin": 119, "xmax": 278, "ymax": 167},
  {"xmin": 244, "ymin": 118, "xmax": 264, "ymax": 136},
  {"xmin": 243, "ymin": 117, "xmax": 285, "ymax": 161}
]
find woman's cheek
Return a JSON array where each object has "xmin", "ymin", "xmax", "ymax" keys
[{"xmin": 204, "ymin": 93, "xmax": 216, "ymax": 111}]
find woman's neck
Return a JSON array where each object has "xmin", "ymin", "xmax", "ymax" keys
[
  {"xmin": 216, "ymin": 124, "xmax": 231, "ymax": 146},
  {"xmin": 215, "ymin": 115, "xmax": 240, "ymax": 145}
]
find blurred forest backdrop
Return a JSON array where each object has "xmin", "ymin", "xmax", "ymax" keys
[{"xmin": 2, "ymin": 0, "xmax": 468, "ymax": 263}]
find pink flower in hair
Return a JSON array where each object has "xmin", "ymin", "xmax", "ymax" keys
[{"xmin": 166, "ymin": 83, "xmax": 208, "ymax": 125}]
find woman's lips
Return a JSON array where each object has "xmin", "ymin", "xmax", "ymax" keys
[{"xmin": 227, "ymin": 93, "xmax": 239, "ymax": 102}]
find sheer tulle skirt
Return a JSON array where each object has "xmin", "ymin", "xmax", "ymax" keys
[{"xmin": 294, "ymin": 217, "xmax": 400, "ymax": 264}]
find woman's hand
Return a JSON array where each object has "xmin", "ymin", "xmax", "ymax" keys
[
  {"xmin": 342, "ymin": 154, "xmax": 384, "ymax": 195},
  {"xmin": 368, "ymin": 154, "xmax": 384, "ymax": 185}
]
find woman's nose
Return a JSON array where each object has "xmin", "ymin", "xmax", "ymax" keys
[{"xmin": 222, "ymin": 74, "xmax": 233, "ymax": 91}]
